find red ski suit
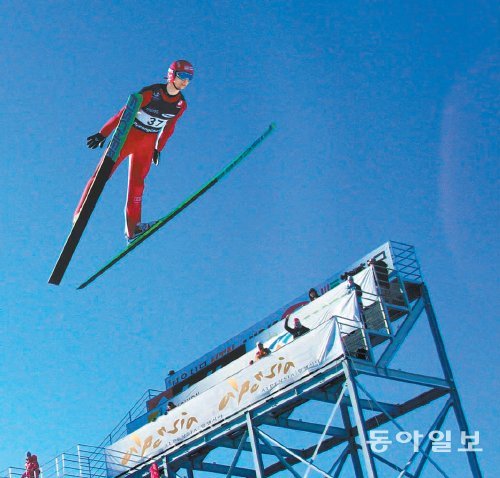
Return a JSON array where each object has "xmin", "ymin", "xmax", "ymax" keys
[
  {"xmin": 21, "ymin": 455, "xmax": 40, "ymax": 478},
  {"xmin": 75, "ymin": 84, "xmax": 187, "ymax": 237}
]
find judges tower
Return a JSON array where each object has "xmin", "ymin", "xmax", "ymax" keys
[{"xmin": 3, "ymin": 241, "xmax": 482, "ymax": 478}]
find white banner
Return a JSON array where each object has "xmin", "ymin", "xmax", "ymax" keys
[{"xmin": 164, "ymin": 272, "xmax": 372, "ymax": 405}]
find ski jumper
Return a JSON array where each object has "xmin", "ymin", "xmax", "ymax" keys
[{"xmin": 75, "ymin": 84, "xmax": 187, "ymax": 237}]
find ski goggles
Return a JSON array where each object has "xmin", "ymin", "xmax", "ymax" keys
[{"xmin": 176, "ymin": 71, "xmax": 193, "ymax": 81}]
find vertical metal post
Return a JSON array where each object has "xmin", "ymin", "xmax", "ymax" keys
[
  {"xmin": 162, "ymin": 456, "xmax": 176, "ymax": 478},
  {"xmin": 340, "ymin": 404, "xmax": 364, "ymax": 477},
  {"xmin": 422, "ymin": 285, "xmax": 483, "ymax": 478},
  {"xmin": 86, "ymin": 454, "xmax": 92, "ymax": 478},
  {"xmin": 246, "ymin": 413, "xmax": 265, "ymax": 478},
  {"xmin": 77, "ymin": 446, "xmax": 83, "ymax": 478},
  {"xmin": 342, "ymin": 359, "xmax": 378, "ymax": 478}
]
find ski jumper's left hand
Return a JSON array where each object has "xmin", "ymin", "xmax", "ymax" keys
[{"xmin": 152, "ymin": 149, "xmax": 160, "ymax": 165}]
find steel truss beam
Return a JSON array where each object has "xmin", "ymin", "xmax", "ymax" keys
[
  {"xmin": 124, "ymin": 375, "xmax": 451, "ymax": 478},
  {"xmin": 257, "ymin": 433, "xmax": 302, "ymax": 478},
  {"xmin": 352, "ymin": 378, "xmax": 449, "ymax": 477},
  {"xmin": 371, "ymin": 453, "xmax": 415, "ymax": 477},
  {"xmin": 330, "ymin": 447, "xmax": 350, "ymax": 478},
  {"xmin": 260, "ymin": 416, "xmax": 347, "ymax": 439},
  {"xmin": 307, "ymin": 389, "xmax": 399, "ymax": 416},
  {"xmin": 351, "ymin": 362, "xmax": 450, "ymax": 389},
  {"xmin": 224, "ymin": 431, "xmax": 248, "ymax": 478},
  {"xmin": 217, "ymin": 435, "xmax": 301, "ymax": 457},
  {"xmin": 407, "ymin": 398, "xmax": 452, "ymax": 477},
  {"xmin": 196, "ymin": 462, "xmax": 254, "ymax": 477},
  {"xmin": 302, "ymin": 384, "xmax": 347, "ymax": 478},
  {"xmin": 262, "ymin": 387, "xmax": 448, "ymax": 475},
  {"xmin": 256, "ymin": 429, "xmax": 335, "ymax": 478}
]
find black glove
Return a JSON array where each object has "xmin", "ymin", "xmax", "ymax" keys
[
  {"xmin": 152, "ymin": 149, "xmax": 161, "ymax": 166},
  {"xmin": 87, "ymin": 132, "xmax": 106, "ymax": 149}
]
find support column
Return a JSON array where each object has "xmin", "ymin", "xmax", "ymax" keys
[
  {"xmin": 423, "ymin": 285, "xmax": 483, "ymax": 478},
  {"xmin": 340, "ymin": 404, "xmax": 364, "ymax": 477},
  {"xmin": 343, "ymin": 360, "xmax": 378, "ymax": 478},
  {"xmin": 246, "ymin": 413, "xmax": 265, "ymax": 478}
]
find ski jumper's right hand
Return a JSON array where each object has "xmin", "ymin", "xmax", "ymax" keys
[{"xmin": 87, "ymin": 132, "xmax": 106, "ymax": 149}]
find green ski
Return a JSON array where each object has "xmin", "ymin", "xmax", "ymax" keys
[
  {"xmin": 49, "ymin": 93, "xmax": 143, "ymax": 285},
  {"xmin": 78, "ymin": 122, "xmax": 276, "ymax": 290}
]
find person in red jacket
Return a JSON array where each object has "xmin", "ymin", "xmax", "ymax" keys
[
  {"xmin": 21, "ymin": 452, "xmax": 40, "ymax": 478},
  {"xmin": 74, "ymin": 59, "xmax": 194, "ymax": 242}
]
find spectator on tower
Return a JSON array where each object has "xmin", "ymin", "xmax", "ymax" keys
[
  {"xmin": 346, "ymin": 276, "xmax": 366, "ymax": 325},
  {"xmin": 284, "ymin": 316, "xmax": 310, "ymax": 339},
  {"xmin": 21, "ymin": 452, "xmax": 40, "ymax": 478},
  {"xmin": 164, "ymin": 401, "xmax": 177, "ymax": 415},
  {"xmin": 368, "ymin": 257, "xmax": 390, "ymax": 290},
  {"xmin": 346, "ymin": 276, "xmax": 363, "ymax": 306},
  {"xmin": 308, "ymin": 288, "xmax": 320, "ymax": 301},
  {"xmin": 250, "ymin": 342, "xmax": 271, "ymax": 364},
  {"xmin": 149, "ymin": 462, "xmax": 160, "ymax": 478}
]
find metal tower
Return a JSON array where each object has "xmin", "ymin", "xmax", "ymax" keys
[{"xmin": 3, "ymin": 242, "xmax": 482, "ymax": 478}]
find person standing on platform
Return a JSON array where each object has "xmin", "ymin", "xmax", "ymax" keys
[
  {"xmin": 346, "ymin": 276, "xmax": 366, "ymax": 325},
  {"xmin": 250, "ymin": 341, "xmax": 271, "ymax": 364},
  {"xmin": 21, "ymin": 452, "xmax": 40, "ymax": 478},
  {"xmin": 308, "ymin": 288, "xmax": 320, "ymax": 301},
  {"xmin": 284, "ymin": 316, "xmax": 310, "ymax": 339}
]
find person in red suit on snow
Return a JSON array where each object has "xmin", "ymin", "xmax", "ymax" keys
[
  {"xmin": 74, "ymin": 59, "xmax": 194, "ymax": 242},
  {"xmin": 21, "ymin": 452, "xmax": 40, "ymax": 478}
]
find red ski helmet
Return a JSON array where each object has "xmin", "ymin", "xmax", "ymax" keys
[{"xmin": 167, "ymin": 60, "xmax": 194, "ymax": 83}]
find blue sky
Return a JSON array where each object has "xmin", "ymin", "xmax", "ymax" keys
[{"xmin": 1, "ymin": 1, "xmax": 498, "ymax": 476}]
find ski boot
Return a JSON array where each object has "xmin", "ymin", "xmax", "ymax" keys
[{"xmin": 126, "ymin": 221, "xmax": 158, "ymax": 244}]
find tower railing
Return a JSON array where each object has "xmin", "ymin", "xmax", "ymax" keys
[
  {"xmin": 97, "ymin": 389, "xmax": 163, "ymax": 448},
  {"xmin": 2, "ymin": 446, "xmax": 143, "ymax": 478}
]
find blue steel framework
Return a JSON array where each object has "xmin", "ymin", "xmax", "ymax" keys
[{"xmin": 2, "ymin": 242, "xmax": 483, "ymax": 478}]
